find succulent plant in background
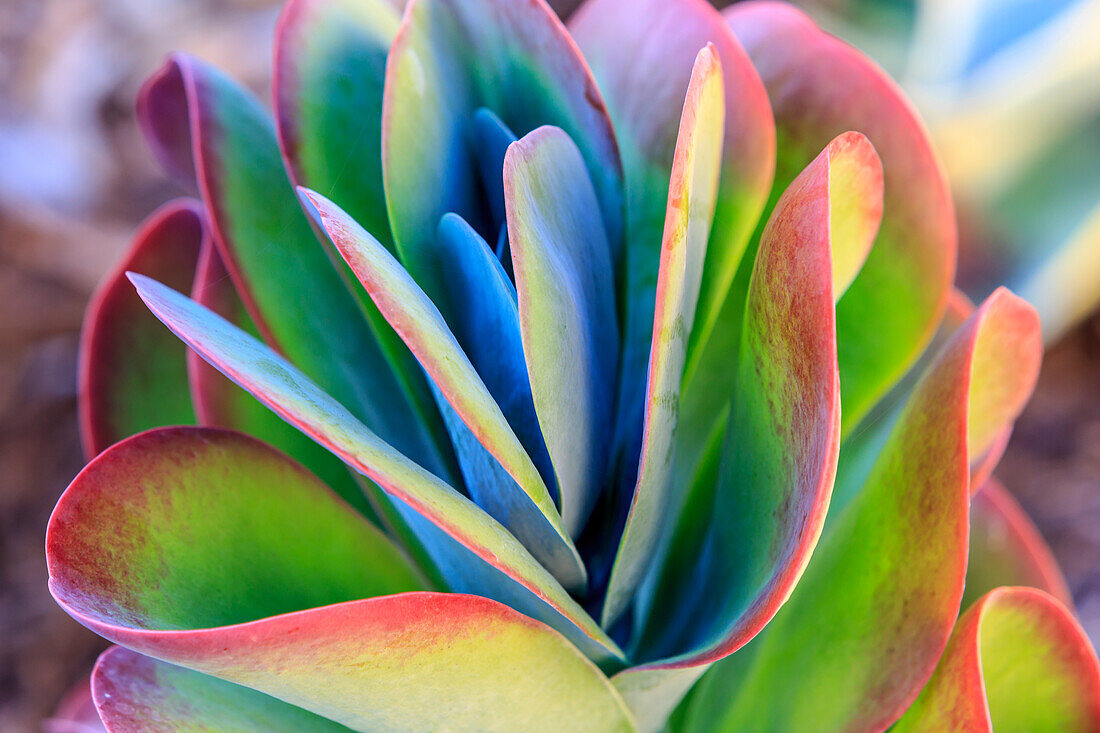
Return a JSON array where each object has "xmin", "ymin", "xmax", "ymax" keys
[{"xmin": 46, "ymin": 0, "xmax": 1100, "ymax": 731}]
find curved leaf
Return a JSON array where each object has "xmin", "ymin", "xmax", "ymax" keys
[
  {"xmin": 894, "ymin": 587, "xmax": 1100, "ymax": 733},
  {"xmin": 302, "ymin": 188, "xmax": 585, "ymax": 592},
  {"xmin": 966, "ymin": 479, "xmax": 1073, "ymax": 611},
  {"xmin": 504, "ymin": 126, "xmax": 620, "ymax": 538},
  {"xmin": 47, "ymin": 429, "xmax": 633, "ymax": 729},
  {"xmin": 601, "ymin": 45, "xmax": 725, "ymax": 628},
  {"xmin": 569, "ymin": 0, "xmax": 775, "ymax": 465},
  {"xmin": 93, "ymin": 647, "xmax": 352, "ymax": 732},
  {"xmin": 432, "ymin": 213, "xmax": 553, "ymax": 501},
  {"xmin": 618, "ymin": 133, "xmax": 874, "ymax": 727},
  {"xmin": 89, "ymin": 595, "xmax": 635, "ymax": 733},
  {"xmin": 274, "ymin": 0, "xmax": 402, "ymax": 251},
  {"xmin": 382, "ymin": 0, "xmax": 623, "ymax": 311},
  {"xmin": 188, "ymin": 239, "xmax": 374, "ymax": 519},
  {"xmin": 128, "ymin": 275, "xmax": 625, "ymax": 666},
  {"xmin": 78, "ymin": 200, "xmax": 202, "ymax": 458},
  {"xmin": 137, "ymin": 53, "xmax": 453, "ymax": 481},
  {"xmin": 725, "ymin": 1, "xmax": 957, "ymax": 433},
  {"xmin": 675, "ymin": 289, "xmax": 1041, "ymax": 732},
  {"xmin": 49, "ymin": 427, "xmax": 426, "ymax": 633}
]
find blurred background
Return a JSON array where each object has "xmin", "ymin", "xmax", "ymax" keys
[{"xmin": 1, "ymin": 0, "xmax": 1098, "ymax": 730}]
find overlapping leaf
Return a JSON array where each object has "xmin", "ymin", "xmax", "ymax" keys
[
  {"xmin": 128, "ymin": 275, "xmax": 624, "ymax": 666},
  {"xmin": 674, "ymin": 289, "xmax": 1041, "ymax": 732},
  {"xmin": 504, "ymin": 126, "xmax": 619, "ymax": 538},
  {"xmin": 302, "ymin": 188, "xmax": 585, "ymax": 592},
  {"xmin": 614, "ymin": 131, "xmax": 877, "ymax": 729},
  {"xmin": 137, "ymin": 52, "xmax": 452, "ymax": 480},
  {"xmin": 78, "ymin": 200, "xmax": 202, "ymax": 457},
  {"xmin": 895, "ymin": 587, "xmax": 1100, "ymax": 733},
  {"xmin": 724, "ymin": 1, "xmax": 956, "ymax": 434},
  {"xmin": 600, "ymin": 45, "xmax": 725, "ymax": 628},
  {"xmin": 47, "ymin": 428, "xmax": 634, "ymax": 731}
]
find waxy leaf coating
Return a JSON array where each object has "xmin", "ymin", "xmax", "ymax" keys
[{"xmin": 895, "ymin": 587, "xmax": 1100, "ymax": 733}]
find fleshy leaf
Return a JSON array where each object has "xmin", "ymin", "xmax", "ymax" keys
[
  {"xmin": 674, "ymin": 289, "xmax": 1041, "ymax": 732},
  {"xmin": 49, "ymin": 427, "xmax": 426, "ymax": 631},
  {"xmin": 274, "ymin": 0, "xmax": 402, "ymax": 252},
  {"xmin": 79, "ymin": 200, "xmax": 201, "ymax": 458},
  {"xmin": 725, "ymin": 1, "xmax": 956, "ymax": 433},
  {"xmin": 966, "ymin": 479, "xmax": 1073, "ymax": 611},
  {"xmin": 600, "ymin": 46, "xmax": 725, "ymax": 629},
  {"xmin": 432, "ymin": 213, "xmax": 554, "ymax": 503},
  {"xmin": 188, "ymin": 239, "xmax": 375, "ymax": 520},
  {"xmin": 504, "ymin": 126, "xmax": 620, "ymax": 538},
  {"xmin": 93, "ymin": 647, "xmax": 353, "ymax": 732},
  {"xmin": 894, "ymin": 587, "xmax": 1100, "ymax": 733},
  {"xmin": 137, "ymin": 53, "xmax": 453, "ymax": 481},
  {"xmin": 128, "ymin": 275, "xmax": 625, "ymax": 666},
  {"xmin": 569, "ymin": 0, "xmax": 774, "ymax": 465},
  {"xmin": 382, "ymin": 0, "xmax": 623, "ymax": 313},
  {"xmin": 643, "ymin": 132, "xmax": 868, "ymax": 659},
  {"xmin": 89, "ymin": 596, "xmax": 635, "ymax": 733},
  {"xmin": 615, "ymin": 133, "xmax": 873, "ymax": 728},
  {"xmin": 47, "ymin": 429, "xmax": 634, "ymax": 730},
  {"xmin": 301, "ymin": 188, "xmax": 586, "ymax": 592}
]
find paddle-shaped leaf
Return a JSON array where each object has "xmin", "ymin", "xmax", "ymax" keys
[
  {"xmin": 382, "ymin": 0, "xmax": 623, "ymax": 311},
  {"xmin": 966, "ymin": 479, "xmax": 1073, "ymax": 611},
  {"xmin": 610, "ymin": 132, "xmax": 875, "ymax": 730},
  {"xmin": 128, "ymin": 274, "xmax": 624, "ymax": 666},
  {"xmin": 301, "ymin": 188, "xmax": 585, "ymax": 592},
  {"xmin": 504, "ymin": 126, "xmax": 620, "ymax": 539},
  {"xmin": 137, "ymin": 53, "xmax": 453, "ymax": 480},
  {"xmin": 725, "ymin": 1, "xmax": 956, "ymax": 434},
  {"xmin": 675, "ymin": 288, "xmax": 1041, "ymax": 732},
  {"xmin": 79, "ymin": 200, "xmax": 202, "ymax": 458},
  {"xmin": 570, "ymin": 0, "xmax": 774, "ymax": 463},
  {"xmin": 601, "ymin": 45, "xmax": 725, "ymax": 629},
  {"xmin": 46, "ymin": 428, "xmax": 634, "ymax": 730},
  {"xmin": 49, "ymin": 427, "xmax": 426, "ymax": 627},
  {"xmin": 894, "ymin": 587, "xmax": 1100, "ymax": 733},
  {"xmin": 89, "ymin": 595, "xmax": 635, "ymax": 733},
  {"xmin": 93, "ymin": 647, "xmax": 352, "ymax": 733}
]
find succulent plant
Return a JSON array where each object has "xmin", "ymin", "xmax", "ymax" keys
[{"xmin": 47, "ymin": 0, "xmax": 1100, "ymax": 731}]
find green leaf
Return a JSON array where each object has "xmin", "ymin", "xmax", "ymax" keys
[
  {"xmin": 382, "ymin": 0, "xmax": 623, "ymax": 312},
  {"xmin": 137, "ymin": 53, "xmax": 454, "ymax": 482},
  {"xmin": 188, "ymin": 240, "xmax": 377, "ymax": 521},
  {"xmin": 79, "ymin": 200, "xmax": 202, "ymax": 457},
  {"xmin": 674, "ymin": 289, "xmax": 1041, "ymax": 732},
  {"xmin": 725, "ymin": 2, "xmax": 956, "ymax": 434},
  {"xmin": 127, "ymin": 275, "xmax": 625, "ymax": 666},
  {"xmin": 601, "ymin": 45, "xmax": 725, "ymax": 629},
  {"xmin": 894, "ymin": 587, "xmax": 1100, "ymax": 733},
  {"xmin": 570, "ymin": 0, "xmax": 775, "ymax": 470},
  {"xmin": 93, "ymin": 647, "xmax": 353, "ymax": 732}
]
